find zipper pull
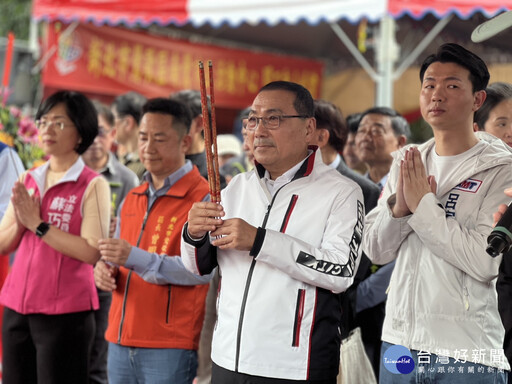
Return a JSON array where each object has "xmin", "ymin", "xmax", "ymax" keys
[
  {"xmin": 142, "ymin": 211, "xmax": 149, "ymax": 227},
  {"xmin": 261, "ymin": 204, "xmax": 272, "ymax": 229},
  {"xmin": 135, "ymin": 211, "xmax": 150, "ymax": 247},
  {"xmin": 463, "ymin": 286, "xmax": 470, "ymax": 311}
]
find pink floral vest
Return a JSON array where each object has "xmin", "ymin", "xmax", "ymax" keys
[{"xmin": 0, "ymin": 166, "xmax": 100, "ymax": 314}]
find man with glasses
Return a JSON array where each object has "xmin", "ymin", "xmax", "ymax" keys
[
  {"xmin": 182, "ymin": 81, "xmax": 364, "ymax": 383},
  {"xmin": 83, "ymin": 101, "xmax": 139, "ymax": 223},
  {"xmin": 82, "ymin": 101, "xmax": 139, "ymax": 384},
  {"xmin": 111, "ymin": 91, "xmax": 147, "ymax": 181},
  {"xmin": 221, "ymin": 107, "xmax": 255, "ymax": 184},
  {"xmin": 355, "ymin": 107, "xmax": 410, "ymax": 190}
]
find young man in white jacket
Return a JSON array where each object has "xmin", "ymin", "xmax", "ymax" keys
[
  {"xmin": 363, "ymin": 43, "xmax": 512, "ymax": 383},
  {"xmin": 181, "ymin": 81, "xmax": 364, "ymax": 383}
]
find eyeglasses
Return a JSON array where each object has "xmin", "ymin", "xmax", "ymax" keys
[
  {"xmin": 246, "ymin": 115, "xmax": 308, "ymax": 130},
  {"xmin": 114, "ymin": 116, "xmax": 127, "ymax": 125},
  {"xmin": 356, "ymin": 126, "xmax": 388, "ymax": 138},
  {"xmin": 97, "ymin": 126, "xmax": 112, "ymax": 137},
  {"xmin": 35, "ymin": 120, "xmax": 73, "ymax": 131}
]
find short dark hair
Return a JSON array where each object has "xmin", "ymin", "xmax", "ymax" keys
[
  {"xmin": 170, "ymin": 89, "xmax": 210, "ymax": 118},
  {"xmin": 234, "ymin": 106, "xmax": 252, "ymax": 140},
  {"xmin": 36, "ymin": 91, "xmax": 98, "ymax": 155},
  {"xmin": 112, "ymin": 91, "xmax": 147, "ymax": 124},
  {"xmin": 346, "ymin": 113, "xmax": 362, "ymax": 134},
  {"xmin": 359, "ymin": 107, "xmax": 411, "ymax": 139},
  {"xmin": 313, "ymin": 99, "xmax": 346, "ymax": 152},
  {"xmin": 419, "ymin": 43, "xmax": 490, "ymax": 92},
  {"xmin": 92, "ymin": 100, "xmax": 114, "ymax": 127},
  {"xmin": 474, "ymin": 82, "xmax": 512, "ymax": 131},
  {"xmin": 259, "ymin": 81, "xmax": 314, "ymax": 117},
  {"xmin": 142, "ymin": 98, "xmax": 192, "ymax": 137},
  {"xmin": 238, "ymin": 106, "xmax": 251, "ymax": 120}
]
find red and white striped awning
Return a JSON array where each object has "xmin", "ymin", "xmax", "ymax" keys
[{"xmin": 32, "ymin": 0, "xmax": 511, "ymax": 28}]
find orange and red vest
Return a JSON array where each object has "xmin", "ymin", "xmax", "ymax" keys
[{"xmin": 105, "ymin": 167, "xmax": 210, "ymax": 349}]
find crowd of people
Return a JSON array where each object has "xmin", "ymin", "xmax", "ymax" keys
[{"xmin": 0, "ymin": 42, "xmax": 512, "ymax": 384}]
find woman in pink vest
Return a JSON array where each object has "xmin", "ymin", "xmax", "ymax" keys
[{"xmin": 0, "ymin": 91, "xmax": 111, "ymax": 384}]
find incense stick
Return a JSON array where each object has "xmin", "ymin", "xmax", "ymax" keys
[
  {"xmin": 198, "ymin": 60, "xmax": 220, "ymax": 204},
  {"xmin": 208, "ymin": 61, "xmax": 221, "ymax": 204}
]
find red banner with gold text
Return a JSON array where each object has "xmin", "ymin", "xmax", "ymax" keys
[{"xmin": 42, "ymin": 22, "xmax": 324, "ymax": 109}]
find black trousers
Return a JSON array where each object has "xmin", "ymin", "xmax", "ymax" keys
[
  {"xmin": 212, "ymin": 362, "xmax": 336, "ymax": 384},
  {"xmin": 2, "ymin": 307, "xmax": 95, "ymax": 384},
  {"xmin": 89, "ymin": 290, "xmax": 112, "ymax": 384}
]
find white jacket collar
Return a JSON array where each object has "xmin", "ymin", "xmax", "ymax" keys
[{"xmin": 29, "ymin": 156, "xmax": 86, "ymax": 195}]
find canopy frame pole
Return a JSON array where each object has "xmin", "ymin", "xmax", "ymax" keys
[
  {"xmin": 329, "ymin": 22, "xmax": 378, "ymax": 81},
  {"xmin": 375, "ymin": 15, "xmax": 399, "ymax": 107},
  {"xmin": 393, "ymin": 15, "xmax": 453, "ymax": 80},
  {"xmin": 331, "ymin": 15, "xmax": 453, "ymax": 108}
]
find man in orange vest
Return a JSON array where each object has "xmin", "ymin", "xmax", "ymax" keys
[{"xmin": 93, "ymin": 97, "xmax": 213, "ymax": 384}]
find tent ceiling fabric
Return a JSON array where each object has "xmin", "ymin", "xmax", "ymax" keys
[
  {"xmin": 32, "ymin": 0, "xmax": 512, "ymax": 27},
  {"xmin": 148, "ymin": 13, "xmax": 512, "ymax": 74}
]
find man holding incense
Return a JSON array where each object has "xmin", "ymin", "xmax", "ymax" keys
[
  {"xmin": 181, "ymin": 81, "xmax": 364, "ymax": 384},
  {"xmin": 93, "ymin": 98, "xmax": 213, "ymax": 384}
]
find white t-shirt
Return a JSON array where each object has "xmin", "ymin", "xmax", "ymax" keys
[{"xmin": 426, "ymin": 141, "xmax": 486, "ymax": 194}]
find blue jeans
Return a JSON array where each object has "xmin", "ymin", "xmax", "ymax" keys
[
  {"xmin": 107, "ymin": 342, "xmax": 198, "ymax": 384},
  {"xmin": 379, "ymin": 342, "xmax": 508, "ymax": 384}
]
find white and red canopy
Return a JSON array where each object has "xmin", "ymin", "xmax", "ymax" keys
[
  {"xmin": 31, "ymin": 0, "xmax": 512, "ymax": 109},
  {"xmin": 32, "ymin": 0, "xmax": 511, "ymax": 27}
]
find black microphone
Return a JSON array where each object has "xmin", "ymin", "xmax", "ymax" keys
[{"xmin": 487, "ymin": 203, "xmax": 512, "ymax": 257}]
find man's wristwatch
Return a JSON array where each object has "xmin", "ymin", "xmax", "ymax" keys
[{"xmin": 35, "ymin": 222, "xmax": 50, "ymax": 238}]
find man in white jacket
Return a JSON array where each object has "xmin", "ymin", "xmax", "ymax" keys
[
  {"xmin": 363, "ymin": 43, "xmax": 512, "ymax": 383},
  {"xmin": 181, "ymin": 81, "xmax": 364, "ymax": 383}
]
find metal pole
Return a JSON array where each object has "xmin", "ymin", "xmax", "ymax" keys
[
  {"xmin": 330, "ymin": 22, "xmax": 378, "ymax": 81},
  {"xmin": 394, "ymin": 15, "xmax": 453, "ymax": 80},
  {"xmin": 375, "ymin": 16, "xmax": 399, "ymax": 107}
]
